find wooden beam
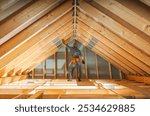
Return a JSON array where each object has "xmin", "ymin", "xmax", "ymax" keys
[
  {"xmin": 126, "ymin": 75, "xmax": 145, "ymax": 83},
  {"xmin": 78, "ymin": 26, "xmax": 146, "ymax": 75},
  {"xmin": 115, "ymin": 0, "xmax": 150, "ymax": 23},
  {"xmin": 13, "ymin": 94, "xmax": 30, "ymax": 99},
  {"xmin": 15, "ymin": 69, "xmax": 22, "ymax": 76},
  {"xmin": 0, "ymin": 12, "xmax": 72, "ymax": 70},
  {"xmin": 0, "ymin": 17, "xmax": 72, "ymax": 77},
  {"xmin": 0, "ymin": 19, "xmax": 73, "ymax": 75},
  {"xmin": 78, "ymin": 1, "xmax": 150, "ymax": 55},
  {"xmin": 31, "ymin": 33, "xmax": 73, "ymax": 68},
  {"xmin": 0, "ymin": 0, "xmax": 72, "ymax": 57},
  {"xmin": 43, "ymin": 60, "xmax": 46, "ymax": 79},
  {"xmin": 78, "ymin": 28, "xmax": 142, "ymax": 74},
  {"xmin": 94, "ymin": 45, "xmax": 136, "ymax": 74},
  {"xmin": 119, "ymin": 70, "xmax": 123, "ymax": 80},
  {"xmin": 32, "ymin": 69, "xmax": 34, "ymax": 79},
  {"xmin": 22, "ymin": 69, "xmax": 30, "ymax": 75},
  {"xmin": 23, "ymin": 32, "xmax": 72, "ymax": 71},
  {"xmin": 65, "ymin": 47, "xmax": 68, "ymax": 79},
  {"xmin": 15, "ymin": 30, "xmax": 73, "ymax": 74},
  {"xmin": 77, "ymin": 12, "xmax": 150, "ymax": 74},
  {"xmin": 21, "ymin": 33, "xmax": 73, "ymax": 74},
  {"xmin": 54, "ymin": 52, "xmax": 57, "ymax": 79},
  {"xmin": 0, "ymin": 0, "xmax": 33, "ymax": 21},
  {"xmin": 0, "ymin": 0, "xmax": 66, "ymax": 45},
  {"xmin": 28, "ymin": 91, "xmax": 43, "ymax": 99},
  {"xmin": 144, "ymin": 77, "xmax": 150, "ymax": 85},
  {"xmin": 84, "ymin": 47, "xmax": 88, "ymax": 79},
  {"xmin": 25, "ymin": 49, "xmax": 57, "ymax": 75},
  {"xmin": 21, "ymin": 65, "xmax": 34, "ymax": 75},
  {"xmin": 21, "ymin": 32, "xmax": 73, "ymax": 75},
  {"xmin": 77, "ymin": 36, "xmax": 129, "ymax": 74},
  {"xmin": 7, "ymin": 69, "xmax": 15, "ymax": 77},
  {"xmin": 108, "ymin": 62, "xmax": 112, "ymax": 79},
  {"xmin": 140, "ymin": 0, "xmax": 150, "ymax": 6},
  {"xmin": 0, "ymin": 0, "xmax": 20, "ymax": 11},
  {"xmin": 0, "ymin": 68, "xmax": 5, "ymax": 77},
  {"xmin": 17, "ymin": 35, "xmax": 72, "ymax": 74},
  {"xmin": 92, "ymin": 0, "xmax": 150, "ymax": 37},
  {"xmin": 95, "ymin": 54, "xmax": 99, "ymax": 79},
  {"xmin": 15, "ymin": 27, "xmax": 73, "ymax": 73},
  {"xmin": 1, "ymin": 77, "xmax": 12, "ymax": 85}
]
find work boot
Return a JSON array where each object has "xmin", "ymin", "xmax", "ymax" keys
[{"xmin": 78, "ymin": 79, "xmax": 81, "ymax": 82}]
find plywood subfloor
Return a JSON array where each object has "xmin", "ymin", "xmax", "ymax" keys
[
  {"xmin": 0, "ymin": 79, "xmax": 149, "ymax": 99},
  {"xmin": 77, "ymin": 80, "xmax": 95, "ymax": 86}
]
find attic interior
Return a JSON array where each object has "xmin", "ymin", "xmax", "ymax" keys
[{"xmin": 0, "ymin": 0, "xmax": 150, "ymax": 99}]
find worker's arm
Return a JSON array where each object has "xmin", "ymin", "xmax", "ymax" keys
[
  {"xmin": 62, "ymin": 39, "xmax": 72, "ymax": 50},
  {"xmin": 79, "ymin": 51, "xmax": 85, "ymax": 64}
]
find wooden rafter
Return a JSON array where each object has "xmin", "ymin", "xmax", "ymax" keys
[
  {"xmin": 77, "ymin": 11, "xmax": 150, "ymax": 74},
  {"xmin": 0, "ymin": 0, "xmax": 72, "ymax": 57},
  {"xmin": 78, "ymin": 30, "xmax": 137, "ymax": 74},
  {"xmin": 78, "ymin": 1, "xmax": 150, "ymax": 55},
  {"xmin": 77, "ymin": 20, "xmax": 149, "ymax": 75},
  {"xmin": 0, "ymin": 0, "xmax": 33, "ymax": 21},
  {"xmin": 139, "ymin": 0, "xmax": 150, "ymax": 6},
  {"xmin": 0, "ymin": 23, "xmax": 73, "ymax": 76},
  {"xmin": 92, "ymin": 0, "xmax": 150, "ymax": 37},
  {"xmin": 0, "ymin": 0, "xmax": 66, "ymax": 45},
  {"xmin": 0, "ymin": 11, "xmax": 73, "ymax": 76},
  {"xmin": 18, "ymin": 31, "xmax": 73, "ymax": 74},
  {"xmin": 77, "ymin": 35, "xmax": 129, "ymax": 74}
]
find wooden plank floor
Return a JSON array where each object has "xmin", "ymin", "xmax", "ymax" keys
[
  {"xmin": 77, "ymin": 80, "xmax": 95, "ymax": 86},
  {"xmin": 0, "ymin": 79, "xmax": 149, "ymax": 99}
]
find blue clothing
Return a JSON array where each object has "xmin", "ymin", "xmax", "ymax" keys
[
  {"xmin": 69, "ymin": 62, "xmax": 81, "ymax": 80},
  {"xmin": 66, "ymin": 44, "xmax": 82, "ymax": 80},
  {"xmin": 66, "ymin": 44, "xmax": 81, "ymax": 58}
]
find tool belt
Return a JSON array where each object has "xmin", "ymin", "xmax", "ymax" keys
[{"xmin": 71, "ymin": 57, "xmax": 80, "ymax": 64}]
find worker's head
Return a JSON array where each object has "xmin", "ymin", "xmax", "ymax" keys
[{"xmin": 73, "ymin": 42, "xmax": 77, "ymax": 48}]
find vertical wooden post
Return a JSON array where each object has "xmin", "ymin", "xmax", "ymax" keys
[
  {"xmin": 95, "ymin": 54, "xmax": 99, "ymax": 79},
  {"xmin": 32, "ymin": 69, "xmax": 34, "ymax": 79},
  {"xmin": 43, "ymin": 60, "xmax": 46, "ymax": 79},
  {"xmin": 84, "ymin": 47, "xmax": 88, "ymax": 79},
  {"xmin": 119, "ymin": 69, "xmax": 123, "ymax": 80},
  {"xmin": 108, "ymin": 62, "xmax": 112, "ymax": 79},
  {"xmin": 65, "ymin": 47, "xmax": 68, "ymax": 79},
  {"xmin": 54, "ymin": 52, "xmax": 57, "ymax": 79}
]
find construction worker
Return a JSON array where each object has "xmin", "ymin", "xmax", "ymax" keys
[{"xmin": 62, "ymin": 39, "xmax": 85, "ymax": 81}]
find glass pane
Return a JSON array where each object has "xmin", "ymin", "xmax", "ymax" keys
[
  {"xmin": 86, "ymin": 48, "xmax": 97, "ymax": 79},
  {"xmin": 111, "ymin": 65, "xmax": 120, "ymax": 79},
  {"xmin": 27, "ymin": 40, "xmax": 122, "ymax": 80},
  {"xmin": 46, "ymin": 55, "xmax": 54, "ymax": 79},
  {"xmin": 97, "ymin": 56, "xmax": 110, "ymax": 79},
  {"xmin": 57, "ymin": 47, "xmax": 65, "ymax": 79},
  {"xmin": 34, "ymin": 63, "xmax": 43, "ymax": 79}
]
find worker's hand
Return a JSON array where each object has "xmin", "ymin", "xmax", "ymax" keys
[{"xmin": 82, "ymin": 60, "xmax": 85, "ymax": 64}]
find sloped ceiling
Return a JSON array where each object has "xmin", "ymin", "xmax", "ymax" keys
[{"xmin": 0, "ymin": 0, "xmax": 150, "ymax": 77}]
